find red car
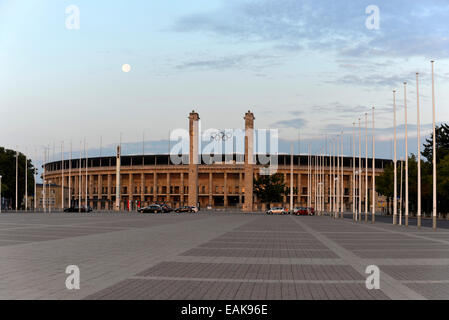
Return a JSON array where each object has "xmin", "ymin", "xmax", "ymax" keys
[
  {"xmin": 307, "ymin": 207, "xmax": 315, "ymax": 215},
  {"xmin": 292, "ymin": 207, "xmax": 309, "ymax": 216}
]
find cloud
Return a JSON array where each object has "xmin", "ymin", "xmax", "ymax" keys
[
  {"xmin": 271, "ymin": 117, "xmax": 307, "ymax": 129},
  {"xmin": 172, "ymin": 0, "xmax": 449, "ymax": 59},
  {"xmin": 175, "ymin": 53, "xmax": 282, "ymax": 71}
]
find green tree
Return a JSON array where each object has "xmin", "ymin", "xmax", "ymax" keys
[
  {"xmin": 376, "ymin": 162, "xmax": 394, "ymax": 214},
  {"xmin": 422, "ymin": 123, "xmax": 449, "ymax": 163},
  {"xmin": 253, "ymin": 173, "xmax": 286, "ymax": 204},
  {"xmin": 0, "ymin": 147, "xmax": 36, "ymax": 209}
]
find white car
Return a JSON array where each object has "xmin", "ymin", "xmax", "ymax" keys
[
  {"xmin": 266, "ymin": 207, "xmax": 287, "ymax": 215},
  {"xmin": 191, "ymin": 206, "xmax": 199, "ymax": 213}
]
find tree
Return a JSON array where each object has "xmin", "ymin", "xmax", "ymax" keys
[
  {"xmin": 253, "ymin": 173, "xmax": 286, "ymax": 204},
  {"xmin": 0, "ymin": 147, "xmax": 36, "ymax": 209},
  {"xmin": 422, "ymin": 123, "xmax": 449, "ymax": 163},
  {"xmin": 376, "ymin": 162, "xmax": 394, "ymax": 214}
]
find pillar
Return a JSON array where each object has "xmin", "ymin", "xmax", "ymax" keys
[
  {"xmin": 209, "ymin": 172, "xmax": 213, "ymax": 206},
  {"xmin": 243, "ymin": 110, "xmax": 255, "ymax": 212},
  {"xmin": 224, "ymin": 172, "xmax": 228, "ymax": 207},
  {"xmin": 188, "ymin": 110, "xmax": 200, "ymax": 206}
]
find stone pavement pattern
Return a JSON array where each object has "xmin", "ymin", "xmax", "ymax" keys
[{"xmin": 0, "ymin": 212, "xmax": 448, "ymax": 300}]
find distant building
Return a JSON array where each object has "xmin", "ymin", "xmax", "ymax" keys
[{"xmin": 35, "ymin": 183, "xmax": 70, "ymax": 210}]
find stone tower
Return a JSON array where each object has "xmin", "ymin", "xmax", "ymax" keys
[
  {"xmin": 243, "ymin": 111, "xmax": 255, "ymax": 212},
  {"xmin": 188, "ymin": 110, "xmax": 200, "ymax": 207}
]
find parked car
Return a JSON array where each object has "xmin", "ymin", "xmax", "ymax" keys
[
  {"xmin": 160, "ymin": 204, "xmax": 173, "ymax": 213},
  {"xmin": 64, "ymin": 206, "xmax": 92, "ymax": 213},
  {"xmin": 139, "ymin": 204, "xmax": 162, "ymax": 214},
  {"xmin": 307, "ymin": 207, "xmax": 315, "ymax": 215},
  {"xmin": 292, "ymin": 207, "xmax": 309, "ymax": 216},
  {"xmin": 175, "ymin": 206, "xmax": 198, "ymax": 213},
  {"xmin": 266, "ymin": 207, "xmax": 288, "ymax": 215}
]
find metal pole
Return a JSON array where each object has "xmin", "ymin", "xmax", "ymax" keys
[
  {"xmin": 404, "ymin": 82, "xmax": 409, "ymax": 227},
  {"xmin": 358, "ymin": 119, "xmax": 362, "ymax": 221},
  {"xmin": 336, "ymin": 136, "xmax": 340, "ymax": 217},
  {"xmin": 431, "ymin": 61, "xmax": 437, "ymax": 230},
  {"xmin": 43, "ymin": 149, "xmax": 46, "ymax": 213},
  {"xmin": 69, "ymin": 141, "xmax": 72, "ymax": 208},
  {"xmin": 290, "ymin": 143, "xmax": 293, "ymax": 213},
  {"xmin": 341, "ymin": 131, "xmax": 344, "ymax": 218},
  {"xmin": 352, "ymin": 123, "xmax": 356, "ymax": 220},
  {"xmin": 372, "ymin": 106, "xmax": 376, "ymax": 223},
  {"xmin": 400, "ymin": 159, "xmax": 403, "ymax": 226},
  {"xmin": 79, "ymin": 141, "xmax": 81, "ymax": 213},
  {"xmin": 61, "ymin": 141, "xmax": 64, "ymax": 211},
  {"xmin": 393, "ymin": 90, "xmax": 398, "ymax": 225},
  {"xmin": 85, "ymin": 141, "xmax": 88, "ymax": 210},
  {"xmin": 365, "ymin": 114, "xmax": 368, "ymax": 223},
  {"xmin": 15, "ymin": 150, "xmax": 18, "ymax": 211},
  {"xmin": 416, "ymin": 73, "xmax": 422, "ymax": 228},
  {"xmin": 25, "ymin": 152, "xmax": 28, "ymax": 211}
]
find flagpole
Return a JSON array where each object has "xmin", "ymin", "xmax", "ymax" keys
[
  {"xmin": 416, "ymin": 73, "xmax": 422, "ymax": 228},
  {"xmin": 431, "ymin": 61, "xmax": 437, "ymax": 230},
  {"xmin": 404, "ymin": 82, "xmax": 409, "ymax": 227},
  {"xmin": 372, "ymin": 107, "xmax": 376, "ymax": 223},
  {"xmin": 340, "ymin": 131, "xmax": 344, "ymax": 218},
  {"xmin": 352, "ymin": 123, "xmax": 356, "ymax": 221},
  {"xmin": 393, "ymin": 90, "xmax": 398, "ymax": 225},
  {"xmin": 61, "ymin": 141, "xmax": 64, "ymax": 211}
]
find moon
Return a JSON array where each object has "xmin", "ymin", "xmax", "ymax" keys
[{"xmin": 122, "ymin": 64, "xmax": 131, "ymax": 73}]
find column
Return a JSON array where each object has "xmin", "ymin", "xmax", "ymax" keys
[
  {"xmin": 98, "ymin": 174, "xmax": 102, "ymax": 210},
  {"xmin": 209, "ymin": 172, "xmax": 213, "ymax": 206},
  {"xmin": 224, "ymin": 172, "xmax": 228, "ymax": 207},
  {"xmin": 188, "ymin": 111, "xmax": 200, "ymax": 206},
  {"xmin": 180, "ymin": 172, "xmax": 184, "ymax": 206},
  {"xmin": 153, "ymin": 171, "xmax": 157, "ymax": 203},
  {"xmin": 107, "ymin": 174, "xmax": 112, "ymax": 210},
  {"xmin": 239, "ymin": 172, "xmax": 242, "ymax": 206},
  {"xmin": 243, "ymin": 111, "xmax": 255, "ymax": 212},
  {"xmin": 166, "ymin": 172, "xmax": 171, "ymax": 205},
  {"xmin": 141, "ymin": 172, "xmax": 145, "ymax": 206},
  {"xmin": 128, "ymin": 173, "xmax": 133, "ymax": 210}
]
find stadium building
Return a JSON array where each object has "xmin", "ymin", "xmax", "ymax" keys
[{"xmin": 42, "ymin": 111, "xmax": 390, "ymax": 211}]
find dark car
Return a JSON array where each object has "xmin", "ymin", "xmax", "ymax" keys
[
  {"xmin": 160, "ymin": 204, "xmax": 173, "ymax": 213},
  {"xmin": 175, "ymin": 206, "xmax": 196, "ymax": 213},
  {"xmin": 64, "ymin": 206, "xmax": 92, "ymax": 213},
  {"xmin": 139, "ymin": 205, "xmax": 163, "ymax": 214}
]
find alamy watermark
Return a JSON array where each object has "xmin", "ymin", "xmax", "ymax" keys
[
  {"xmin": 365, "ymin": 265, "xmax": 380, "ymax": 290},
  {"xmin": 65, "ymin": 265, "xmax": 80, "ymax": 290},
  {"xmin": 65, "ymin": 5, "xmax": 80, "ymax": 30},
  {"xmin": 365, "ymin": 5, "xmax": 380, "ymax": 30}
]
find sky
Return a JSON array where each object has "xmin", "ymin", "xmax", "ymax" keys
[{"xmin": 1, "ymin": 0, "xmax": 449, "ymax": 170}]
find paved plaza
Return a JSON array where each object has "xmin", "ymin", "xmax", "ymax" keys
[{"xmin": 0, "ymin": 211, "xmax": 448, "ymax": 300}]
